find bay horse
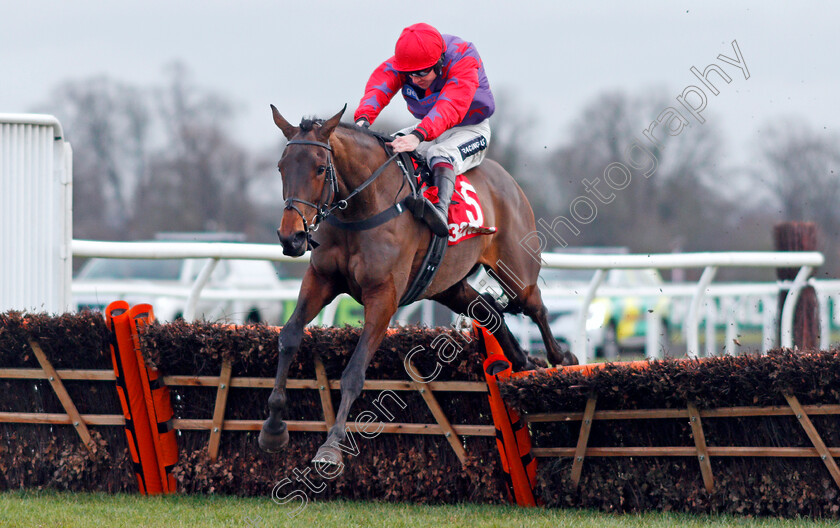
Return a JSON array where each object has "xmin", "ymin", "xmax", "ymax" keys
[{"xmin": 260, "ymin": 104, "xmax": 577, "ymax": 465}]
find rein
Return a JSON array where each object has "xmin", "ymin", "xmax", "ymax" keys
[
  {"xmin": 282, "ymin": 131, "xmax": 448, "ymax": 307},
  {"xmin": 282, "ymin": 136, "xmax": 411, "ymax": 249}
]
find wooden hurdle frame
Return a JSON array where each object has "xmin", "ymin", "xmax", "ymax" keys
[
  {"xmin": 512, "ymin": 363, "xmax": 840, "ymax": 493},
  {"xmin": 6, "ymin": 337, "xmax": 839, "ymax": 498},
  {"xmin": 165, "ymin": 353, "xmax": 493, "ymax": 464},
  {"xmin": 0, "ymin": 339, "xmax": 494, "ymax": 467}
]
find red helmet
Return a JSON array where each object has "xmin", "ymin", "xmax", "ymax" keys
[{"xmin": 392, "ymin": 23, "xmax": 444, "ymax": 72}]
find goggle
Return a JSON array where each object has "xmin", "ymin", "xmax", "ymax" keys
[{"xmin": 404, "ymin": 66, "xmax": 435, "ymax": 78}]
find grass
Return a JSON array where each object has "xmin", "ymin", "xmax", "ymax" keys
[{"xmin": 0, "ymin": 491, "xmax": 837, "ymax": 528}]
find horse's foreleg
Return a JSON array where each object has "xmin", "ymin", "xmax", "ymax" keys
[
  {"xmin": 259, "ymin": 269, "xmax": 339, "ymax": 453},
  {"xmin": 312, "ymin": 284, "xmax": 396, "ymax": 466}
]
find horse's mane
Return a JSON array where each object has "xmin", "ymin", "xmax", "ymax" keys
[
  {"xmin": 340, "ymin": 122, "xmax": 393, "ymax": 143},
  {"xmin": 298, "ymin": 117, "xmax": 392, "ymax": 144},
  {"xmin": 298, "ymin": 117, "xmax": 323, "ymax": 132}
]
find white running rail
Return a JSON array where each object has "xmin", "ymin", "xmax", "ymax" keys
[
  {"xmin": 71, "ymin": 240, "xmax": 825, "ymax": 363},
  {"xmin": 538, "ymin": 251, "xmax": 823, "ymax": 362}
]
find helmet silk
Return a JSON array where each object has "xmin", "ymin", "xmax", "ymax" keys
[{"xmin": 392, "ymin": 23, "xmax": 444, "ymax": 72}]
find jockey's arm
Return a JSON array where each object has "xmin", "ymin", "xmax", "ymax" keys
[{"xmin": 354, "ymin": 58, "xmax": 403, "ymax": 126}]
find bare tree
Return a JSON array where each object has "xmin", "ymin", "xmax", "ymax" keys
[
  {"xmin": 758, "ymin": 120, "xmax": 840, "ymax": 224},
  {"xmin": 756, "ymin": 119, "xmax": 840, "ymax": 276},
  {"xmin": 133, "ymin": 63, "xmax": 258, "ymax": 238},
  {"xmin": 548, "ymin": 89, "xmax": 733, "ymax": 254},
  {"xmin": 481, "ymin": 88, "xmax": 558, "ymax": 221},
  {"xmin": 44, "ymin": 77, "xmax": 151, "ymax": 238},
  {"xmin": 41, "ymin": 65, "xmax": 264, "ymax": 243}
]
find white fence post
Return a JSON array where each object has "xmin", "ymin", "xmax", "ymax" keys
[
  {"xmin": 686, "ymin": 266, "xmax": 718, "ymax": 358},
  {"xmin": 705, "ymin": 299, "xmax": 717, "ymax": 357},
  {"xmin": 645, "ymin": 311, "xmax": 663, "ymax": 359},
  {"xmin": 0, "ymin": 114, "xmax": 72, "ymax": 314},
  {"xmin": 573, "ymin": 269, "xmax": 606, "ymax": 365},
  {"xmin": 724, "ymin": 298, "xmax": 739, "ymax": 355},
  {"xmin": 761, "ymin": 295, "xmax": 777, "ymax": 353},
  {"xmin": 184, "ymin": 258, "xmax": 220, "ymax": 322},
  {"xmin": 321, "ymin": 295, "xmax": 342, "ymax": 326},
  {"xmin": 421, "ymin": 300, "xmax": 434, "ymax": 327},
  {"xmin": 780, "ymin": 266, "xmax": 813, "ymax": 349},
  {"xmin": 818, "ymin": 292, "xmax": 830, "ymax": 351}
]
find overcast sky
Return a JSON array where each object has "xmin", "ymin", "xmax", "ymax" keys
[{"xmin": 2, "ymin": 1, "xmax": 838, "ymax": 166}]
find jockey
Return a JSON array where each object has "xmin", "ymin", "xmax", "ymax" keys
[{"xmin": 354, "ymin": 23, "xmax": 495, "ymax": 237}]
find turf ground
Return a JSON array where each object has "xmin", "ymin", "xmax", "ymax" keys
[{"xmin": 0, "ymin": 491, "xmax": 836, "ymax": 528}]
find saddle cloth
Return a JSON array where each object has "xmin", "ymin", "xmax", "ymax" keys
[{"xmin": 419, "ymin": 174, "xmax": 497, "ymax": 246}]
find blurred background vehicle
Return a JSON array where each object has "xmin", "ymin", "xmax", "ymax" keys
[
  {"xmin": 73, "ymin": 233, "xmax": 285, "ymax": 324},
  {"xmin": 501, "ymin": 248, "xmax": 671, "ymax": 359}
]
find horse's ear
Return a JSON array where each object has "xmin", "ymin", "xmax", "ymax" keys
[
  {"xmin": 317, "ymin": 104, "xmax": 347, "ymax": 141},
  {"xmin": 271, "ymin": 104, "xmax": 298, "ymax": 140}
]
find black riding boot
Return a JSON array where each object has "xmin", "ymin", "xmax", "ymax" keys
[{"xmin": 425, "ymin": 165, "xmax": 455, "ymax": 237}]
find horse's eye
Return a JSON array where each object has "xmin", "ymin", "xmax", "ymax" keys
[{"xmin": 317, "ymin": 166, "xmax": 326, "ymax": 175}]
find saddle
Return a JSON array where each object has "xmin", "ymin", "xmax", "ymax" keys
[{"xmin": 367, "ymin": 132, "xmax": 446, "ymax": 226}]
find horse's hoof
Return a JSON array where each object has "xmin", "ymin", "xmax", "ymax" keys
[
  {"xmin": 548, "ymin": 343, "xmax": 577, "ymax": 367},
  {"xmin": 311, "ymin": 445, "xmax": 343, "ymax": 467},
  {"xmin": 523, "ymin": 358, "xmax": 538, "ymax": 371},
  {"xmin": 258, "ymin": 424, "xmax": 289, "ymax": 453}
]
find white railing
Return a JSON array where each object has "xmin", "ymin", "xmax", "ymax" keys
[
  {"xmin": 513, "ymin": 279, "xmax": 839, "ymax": 362},
  {"xmin": 71, "ymin": 240, "xmax": 825, "ymax": 362},
  {"xmin": 72, "ymin": 240, "xmax": 301, "ymax": 261},
  {"xmin": 72, "ymin": 239, "xmax": 309, "ymax": 323},
  {"xmin": 536, "ymin": 252, "xmax": 824, "ymax": 363}
]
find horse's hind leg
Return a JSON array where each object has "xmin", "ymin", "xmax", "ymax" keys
[
  {"xmin": 519, "ymin": 284, "xmax": 578, "ymax": 366},
  {"xmin": 434, "ymin": 280, "xmax": 536, "ymax": 372},
  {"xmin": 259, "ymin": 268, "xmax": 339, "ymax": 453},
  {"xmin": 481, "ymin": 260, "xmax": 577, "ymax": 367}
]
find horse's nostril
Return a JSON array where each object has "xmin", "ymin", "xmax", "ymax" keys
[{"xmin": 277, "ymin": 229, "xmax": 307, "ymax": 256}]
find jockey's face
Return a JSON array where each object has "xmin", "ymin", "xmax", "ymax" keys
[{"xmin": 409, "ymin": 69, "xmax": 436, "ymax": 90}]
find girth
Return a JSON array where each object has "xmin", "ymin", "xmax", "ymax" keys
[{"xmin": 398, "ymin": 233, "xmax": 448, "ymax": 307}]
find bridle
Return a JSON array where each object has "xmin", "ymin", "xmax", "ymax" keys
[
  {"xmin": 280, "ymin": 137, "xmax": 402, "ymax": 249},
  {"xmin": 281, "ymin": 139, "xmax": 344, "ymax": 246},
  {"xmin": 279, "ymin": 130, "xmax": 446, "ymax": 306}
]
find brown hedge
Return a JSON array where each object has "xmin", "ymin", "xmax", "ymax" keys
[
  {"xmin": 499, "ymin": 350, "xmax": 840, "ymax": 518},
  {"xmin": 0, "ymin": 311, "xmax": 132, "ymax": 492},
  {"xmin": 0, "ymin": 312, "xmax": 506, "ymax": 504},
  {"xmin": 137, "ymin": 321, "xmax": 506, "ymax": 504}
]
